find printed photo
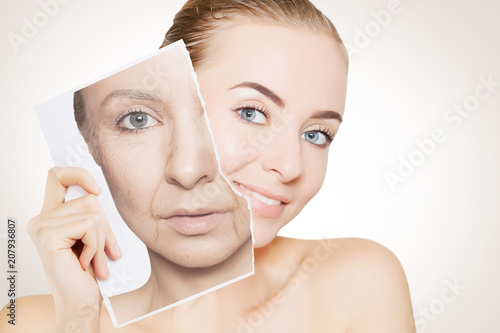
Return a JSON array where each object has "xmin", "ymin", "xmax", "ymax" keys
[{"xmin": 35, "ymin": 40, "xmax": 254, "ymax": 327}]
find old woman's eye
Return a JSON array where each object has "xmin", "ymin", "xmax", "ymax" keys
[{"xmin": 119, "ymin": 112, "xmax": 158, "ymax": 130}]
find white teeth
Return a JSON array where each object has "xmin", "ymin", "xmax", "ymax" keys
[
  {"xmin": 249, "ymin": 191, "xmax": 282, "ymax": 206},
  {"xmin": 236, "ymin": 182, "xmax": 282, "ymax": 206}
]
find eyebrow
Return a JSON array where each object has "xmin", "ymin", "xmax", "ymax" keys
[
  {"xmin": 229, "ymin": 82, "xmax": 285, "ymax": 108},
  {"xmin": 229, "ymin": 82, "xmax": 342, "ymax": 123},
  {"xmin": 311, "ymin": 110, "xmax": 343, "ymax": 123},
  {"xmin": 100, "ymin": 89, "xmax": 160, "ymax": 107}
]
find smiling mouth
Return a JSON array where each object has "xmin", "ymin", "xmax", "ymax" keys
[{"xmin": 235, "ymin": 182, "xmax": 283, "ymax": 206}]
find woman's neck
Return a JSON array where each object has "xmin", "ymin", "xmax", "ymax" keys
[{"xmin": 143, "ymin": 237, "xmax": 253, "ymax": 310}]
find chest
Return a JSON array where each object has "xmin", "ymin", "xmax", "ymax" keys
[{"xmin": 103, "ymin": 279, "xmax": 338, "ymax": 333}]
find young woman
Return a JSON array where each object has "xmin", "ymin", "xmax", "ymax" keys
[{"xmin": 2, "ymin": 1, "xmax": 415, "ymax": 332}]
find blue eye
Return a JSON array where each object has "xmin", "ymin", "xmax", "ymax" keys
[
  {"xmin": 236, "ymin": 107, "xmax": 267, "ymax": 124},
  {"xmin": 119, "ymin": 112, "xmax": 158, "ymax": 130},
  {"xmin": 302, "ymin": 131, "xmax": 328, "ymax": 146}
]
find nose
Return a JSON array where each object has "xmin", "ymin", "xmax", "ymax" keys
[
  {"xmin": 164, "ymin": 113, "xmax": 218, "ymax": 190},
  {"xmin": 261, "ymin": 129, "xmax": 304, "ymax": 183}
]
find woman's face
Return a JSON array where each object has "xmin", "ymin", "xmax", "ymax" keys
[
  {"xmin": 196, "ymin": 23, "xmax": 348, "ymax": 247},
  {"xmin": 81, "ymin": 45, "xmax": 251, "ymax": 268}
]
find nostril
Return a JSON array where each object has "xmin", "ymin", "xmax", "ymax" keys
[
  {"xmin": 261, "ymin": 138, "xmax": 303, "ymax": 183},
  {"xmin": 165, "ymin": 155, "xmax": 218, "ymax": 190},
  {"xmin": 166, "ymin": 170, "xmax": 205, "ymax": 190}
]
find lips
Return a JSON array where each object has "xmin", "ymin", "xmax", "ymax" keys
[
  {"xmin": 236, "ymin": 183, "xmax": 282, "ymax": 206},
  {"xmin": 161, "ymin": 209, "xmax": 229, "ymax": 236},
  {"xmin": 233, "ymin": 182, "xmax": 288, "ymax": 219}
]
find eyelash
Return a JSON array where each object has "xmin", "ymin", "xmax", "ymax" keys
[
  {"xmin": 232, "ymin": 104, "xmax": 335, "ymax": 145},
  {"xmin": 312, "ymin": 126, "xmax": 335, "ymax": 142},
  {"xmin": 115, "ymin": 108, "xmax": 160, "ymax": 132},
  {"xmin": 233, "ymin": 104, "xmax": 270, "ymax": 121}
]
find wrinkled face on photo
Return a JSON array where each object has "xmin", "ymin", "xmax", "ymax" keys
[{"xmin": 80, "ymin": 45, "xmax": 251, "ymax": 268}]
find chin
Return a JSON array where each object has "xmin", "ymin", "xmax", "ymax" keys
[
  {"xmin": 252, "ymin": 223, "xmax": 282, "ymax": 248},
  {"xmin": 157, "ymin": 239, "xmax": 243, "ymax": 268},
  {"xmin": 170, "ymin": 256, "xmax": 226, "ymax": 269}
]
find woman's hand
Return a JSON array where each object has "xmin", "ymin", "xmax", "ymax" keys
[{"xmin": 27, "ymin": 167, "xmax": 122, "ymax": 333}]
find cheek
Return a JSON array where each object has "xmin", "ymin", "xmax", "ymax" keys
[
  {"xmin": 207, "ymin": 111, "xmax": 256, "ymax": 177},
  {"xmin": 98, "ymin": 142, "xmax": 161, "ymax": 219},
  {"xmin": 299, "ymin": 150, "xmax": 329, "ymax": 204},
  {"xmin": 234, "ymin": 195, "xmax": 252, "ymax": 237}
]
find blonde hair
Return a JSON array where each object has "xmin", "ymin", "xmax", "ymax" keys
[
  {"xmin": 160, "ymin": 0, "xmax": 347, "ymax": 68},
  {"xmin": 75, "ymin": 0, "xmax": 346, "ymax": 154}
]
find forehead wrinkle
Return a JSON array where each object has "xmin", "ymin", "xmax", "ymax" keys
[
  {"xmin": 100, "ymin": 89, "xmax": 160, "ymax": 108},
  {"xmin": 182, "ymin": 73, "xmax": 204, "ymax": 116}
]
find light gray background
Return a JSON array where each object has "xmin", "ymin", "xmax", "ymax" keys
[{"xmin": 1, "ymin": 0, "xmax": 499, "ymax": 332}]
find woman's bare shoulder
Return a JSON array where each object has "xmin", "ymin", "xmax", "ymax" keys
[
  {"xmin": 0, "ymin": 294, "xmax": 56, "ymax": 332},
  {"xmin": 287, "ymin": 237, "xmax": 409, "ymax": 292},
  {"xmin": 280, "ymin": 236, "xmax": 406, "ymax": 275},
  {"xmin": 290, "ymin": 237, "xmax": 415, "ymax": 332}
]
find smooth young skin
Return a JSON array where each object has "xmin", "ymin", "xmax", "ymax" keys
[
  {"xmin": 196, "ymin": 23, "xmax": 347, "ymax": 248},
  {"xmin": 2, "ymin": 24, "xmax": 415, "ymax": 332}
]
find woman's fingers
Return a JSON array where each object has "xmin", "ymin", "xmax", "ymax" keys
[
  {"xmin": 33, "ymin": 167, "xmax": 121, "ymax": 280},
  {"xmin": 69, "ymin": 219, "xmax": 98, "ymax": 271},
  {"xmin": 89, "ymin": 207, "xmax": 108, "ymax": 280},
  {"xmin": 42, "ymin": 167, "xmax": 101, "ymax": 211},
  {"xmin": 104, "ymin": 217, "xmax": 122, "ymax": 260},
  {"xmin": 92, "ymin": 251, "xmax": 110, "ymax": 280},
  {"xmin": 50, "ymin": 193, "xmax": 102, "ymax": 219},
  {"xmin": 68, "ymin": 193, "xmax": 123, "ymax": 262},
  {"xmin": 27, "ymin": 167, "xmax": 110, "ymax": 328},
  {"xmin": 29, "ymin": 195, "xmax": 103, "ymax": 242},
  {"xmin": 33, "ymin": 198, "xmax": 119, "ymax": 279}
]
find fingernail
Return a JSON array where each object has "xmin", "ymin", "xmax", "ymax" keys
[
  {"xmin": 104, "ymin": 265, "xmax": 110, "ymax": 278},
  {"xmin": 94, "ymin": 182, "xmax": 102, "ymax": 194},
  {"xmin": 115, "ymin": 244, "xmax": 123, "ymax": 257}
]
